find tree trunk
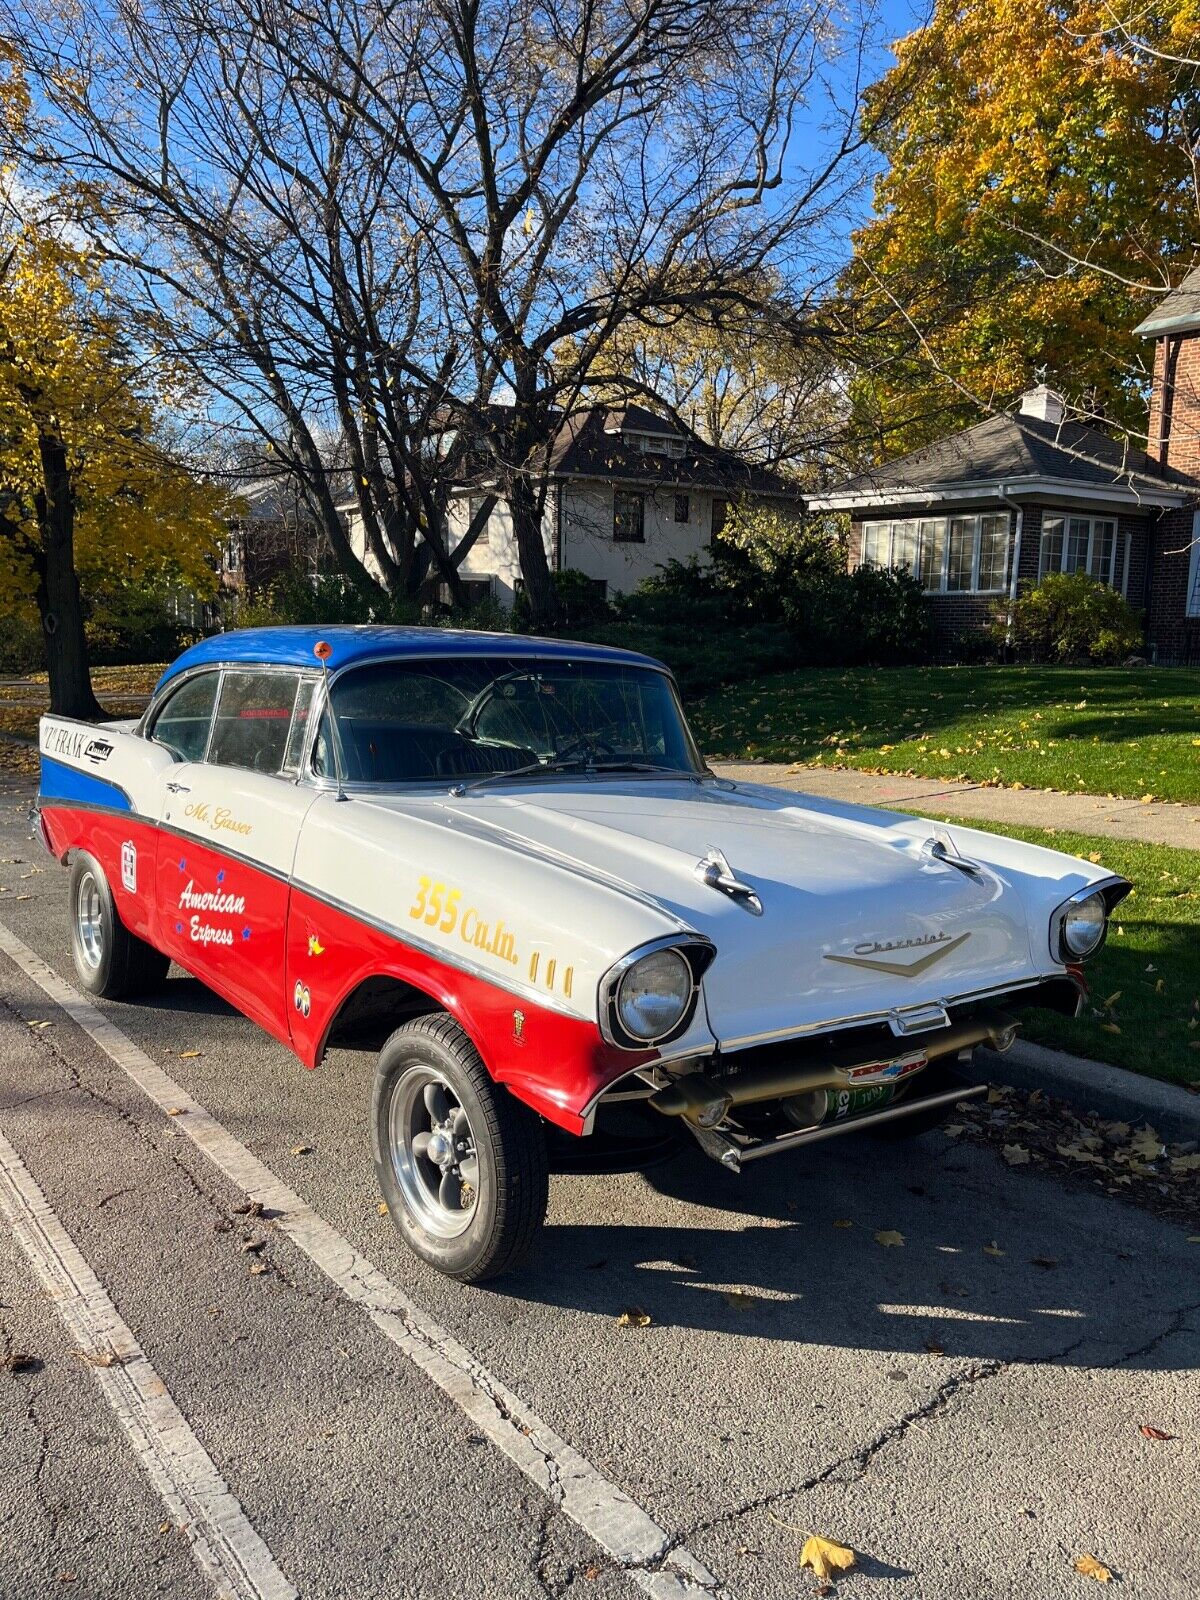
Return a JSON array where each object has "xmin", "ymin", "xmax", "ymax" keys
[
  {"xmin": 33, "ymin": 431, "xmax": 103, "ymax": 720},
  {"xmin": 509, "ymin": 475, "xmax": 558, "ymax": 628}
]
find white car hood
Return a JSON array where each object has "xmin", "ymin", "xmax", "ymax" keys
[{"xmin": 423, "ymin": 777, "xmax": 1101, "ymax": 1049}]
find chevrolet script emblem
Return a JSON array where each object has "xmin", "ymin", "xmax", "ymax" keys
[{"xmin": 824, "ymin": 930, "xmax": 971, "ymax": 977}]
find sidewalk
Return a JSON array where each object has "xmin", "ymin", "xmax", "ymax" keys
[{"xmin": 710, "ymin": 761, "xmax": 1200, "ymax": 849}]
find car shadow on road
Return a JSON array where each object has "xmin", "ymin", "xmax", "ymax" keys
[{"xmin": 510, "ymin": 1137, "xmax": 1193, "ymax": 1372}]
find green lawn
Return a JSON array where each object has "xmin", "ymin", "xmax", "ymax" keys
[
  {"xmin": 690, "ymin": 665, "xmax": 1200, "ymax": 804},
  {"xmin": 912, "ymin": 817, "xmax": 1200, "ymax": 1087}
]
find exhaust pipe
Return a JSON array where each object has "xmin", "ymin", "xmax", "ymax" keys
[{"xmin": 649, "ymin": 1009, "xmax": 1019, "ymax": 1127}]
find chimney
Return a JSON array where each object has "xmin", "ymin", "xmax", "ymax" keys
[{"xmin": 1018, "ymin": 384, "xmax": 1065, "ymax": 425}]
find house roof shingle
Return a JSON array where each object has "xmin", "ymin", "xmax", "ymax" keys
[
  {"xmin": 815, "ymin": 410, "xmax": 1189, "ymax": 509},
  {"xmin": 1132, "ymin": 266, "xmax": 1200, "ymax": 340},
  {"xmin": 540, "ymin": 405, "xmax": 798, "ymax": 498}
]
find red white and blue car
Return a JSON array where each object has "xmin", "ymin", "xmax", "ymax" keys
[{"xmin": 36, "ymin": 626, "xmax": 1128, "ymax": 1280}]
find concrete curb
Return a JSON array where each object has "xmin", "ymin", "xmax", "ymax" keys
[{"xmin": 964, "ymin": 1037, "xmax": 1200, "ymax": 1143}]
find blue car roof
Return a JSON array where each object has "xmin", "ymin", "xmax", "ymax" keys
[{"xmin": 155, "ymin": 625, "xmax": 666, "ymax": 693}]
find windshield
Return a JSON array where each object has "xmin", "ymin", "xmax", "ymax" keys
[{"xmin": 312, "ymin": 656, "xmax": 704, "ymax": 786}]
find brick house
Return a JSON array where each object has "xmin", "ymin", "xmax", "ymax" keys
[{"xmin": 809, "ymin": 284, "xmax": 1200, "ymax": 663}]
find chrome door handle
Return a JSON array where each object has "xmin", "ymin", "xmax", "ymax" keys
[{"xmin": 166, "ymin": 781, "xmax": 191, "ymax": 794}]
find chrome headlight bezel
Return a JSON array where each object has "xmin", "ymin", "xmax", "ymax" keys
[
  {"xmin": 1049, "ymin": 877, "xmax": 1131, "ymax": 964},
  {"xmin": 598, "ymin": 935, "xmax": 716, "ymax": 1050}
]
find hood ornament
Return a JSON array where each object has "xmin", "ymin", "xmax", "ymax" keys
[
  {"xmin": 695, "ymin": 846, "xmax": 763, "ymax": 916},
  {"xmin": 923, "ymin": 830, "xmax": 984, "ymax": 878}
]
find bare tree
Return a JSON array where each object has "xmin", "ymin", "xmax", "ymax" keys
[{"xmin": 13, "ymin": 0, "xmax": 897, "ymax": 624}]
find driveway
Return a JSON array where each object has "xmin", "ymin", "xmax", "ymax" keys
[{"xmin": 0, "ymin": 776, "xmax": 1196, "ymax": 1600}]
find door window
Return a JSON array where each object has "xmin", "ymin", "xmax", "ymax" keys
[
  {"xmin": 149, "ymin": 673, "xmax": 219, "ymax": 762},
  {"xmin": 208, "ymin": 671, "xmax": 303, "ymax": 774}
]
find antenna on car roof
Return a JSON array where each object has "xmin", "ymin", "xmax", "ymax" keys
[{"xmin": 314, "ymin": 640, "xmax": 348, "ymax": 803}]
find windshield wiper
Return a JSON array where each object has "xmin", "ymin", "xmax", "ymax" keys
[
  {"xmin": 448, "ymin": 758, "xmax": 701, "ymax": 797},
  {"xmin": 448, "ymin": 756, "xmax": 588, "ymax": 796}
]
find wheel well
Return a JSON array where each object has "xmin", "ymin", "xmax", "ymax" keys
[{"xmin": 321, "ymin": 975, "xmax": 447, "ymax": 1056}]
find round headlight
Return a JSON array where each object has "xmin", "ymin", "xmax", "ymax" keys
[
  {"xmin": 615, "ymin": 948, "xmax": 693, "ymax": 1042},
  {"xmin": 1061, "ymin": 892, "xmax": 1107, "ymax": 959}
]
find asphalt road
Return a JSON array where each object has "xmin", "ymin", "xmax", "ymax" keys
[{"xmin": 0, "ymin": 772, "xmax": 1196, "ymax": 1600}]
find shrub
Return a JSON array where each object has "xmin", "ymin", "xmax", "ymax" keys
[
  {"xmin": 511, "ymin": 568, "xmax": 612, "ymax": 633},
  {"xmin": 0, "ymin": 615, "xmax": 46, "ymax": 675},
  {"xmin": 84, "ymin": 584, "xmax": 202, "ymax": 665},
  {"xmin": 236, "ymin": 571, "xmax": 421, "ymax": 628},
  {"xmin": 998, "ymin": 573, "xmax": 1144, "ymax": 664}
]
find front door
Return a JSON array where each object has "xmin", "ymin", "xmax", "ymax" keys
[{"xmin": 152, "ymin": 669, "xmax": 318, "ymax": 1043}]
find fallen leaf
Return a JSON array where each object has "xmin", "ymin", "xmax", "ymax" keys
[
  {"xmin": 377, "ymin": 1202, "xmax": 389, "ymax": 1216},
  {"xmin": 249, "ymin": 1262, "xmax": 269, "ymax": 1276},
  {"xmin": 799, "ymin": 1534, "xmax": 856, "ymax": 1584},
  {"xmin": 983, "ymin": 1241, "xmax": 1005, "ymax": 1258},
  {"xmin": 986, "ymin": 1087, "xmax": 1005, "ymax": 1105},
  {"xmin": 942, "ymin": 1123, "xmax": 965, "ymax": 1138},
  {"xmin": 1002, "ymin": 1144, "xmax": 1031, "ymax": 1166},
  {"xmin": 617, "ymin": 1307, "xmax": 651, "ymax": 1328},
  {"xmin": 241, "ymin": 1237, "xmax": 265, "ymax": 1254},
  {"xmin": 166, "ymin": 1107, "xmax": 186, "ymax": 1117},
  {"xmin": 832, "ymin": 1219, "xmax": 853, "ymax": 1229},
  {"xmin": 1073, "ymin": 1553, "xmax": 1113, "ymax": 1583},
  {"xmin": 924, "ymin": 1336, "xmax": 946, "ymax": 1356},
  {"xmin": 874, "ymin": 1229, "xmax": 904, "ymax": 1248},
  {"xmin": 290, "ymin": 1144, "xmax": 313, "ymax": 1156},
  {"xmin": 1031, "ymin": 1256, "xmax": 1058, "ymax": 1270},
  {"xmin": 1129, "ymin": 1127, "xmax": 1164, "ymax": 1161},
  {"xmin": 179, "ymin": 1050, "xmax": 202, "ymax": 1059},
  {"xmin": 1100, "ymin": 1022, "xmax": 1121, "ymax": 1034},
  {"xmin": 1102, "ymin": 991, "xmax": 1122, "ymax": 1008},
  {"xmin": 74, "ymin": 1349, "xmax": 120, "ymax": 1368},
  {"xmin": 232, "ymin": 1200, "xmax": 264, "ymax": 1218},
  {"xmin": 1139, "ymin": 1424, "xmax": 1176, "ymax": 1441},
  {"xmin": 722, "ymin": 1290, "xmax": 757, "ymax": 1312}
]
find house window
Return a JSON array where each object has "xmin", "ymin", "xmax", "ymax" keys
[
  {"xmin": 674, "ymin": 493, "xmax": 690, "ymax": 524},
  {"xmin": 712, "ymin": 497, "xmax": 728, "ymax": 539},
  {"xmin": 1038, "ymin": 514, "xmax": 1119, "ymax": 585},
  {"xmin": 613, "ymin": 490, "xmax": 645, "ymax": 543},
  {"xmin": 860, "ymin": 513, "xmax": 1012, "ymax": 595},
  {"xmin": 467, "ymin": 494, "xmax": 491, "ymax": 546}
]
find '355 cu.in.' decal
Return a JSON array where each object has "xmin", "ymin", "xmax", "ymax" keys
[{"xmin": 408, "ymin": 875, "xmax": 519, "ymax": 966}]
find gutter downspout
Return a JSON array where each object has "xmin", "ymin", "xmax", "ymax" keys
[{"xmin": 998, "ymin": 484, "xmax": 1023, "ymax": 654}]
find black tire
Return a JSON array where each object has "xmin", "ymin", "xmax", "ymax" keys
[
  {"xmin": 68, "ymin": 851, "xmax": 170, "ymax": 1000},
  {"xmin": 372, "ymin": 1013, "xmax": 549, "ymax": 1282}
]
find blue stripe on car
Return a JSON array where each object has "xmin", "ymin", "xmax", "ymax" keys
[{"xmin": 39, "ymin": 756, "xmax": 133, "ymax": 814}]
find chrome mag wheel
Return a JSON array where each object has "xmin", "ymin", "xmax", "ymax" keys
[
  {"xmin": 389, "ymin": 1069, "xmax": 481, "ymax": 1239},
  {"xmin": 76, "ymin": 868, "xmax": 104, "ymax": 969}
]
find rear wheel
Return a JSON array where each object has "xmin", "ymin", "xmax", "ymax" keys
[
  {"xmin": 372, "ymin": 1014, "xmax": 548, "ymax": 1282},
  {"xmin": 69, "ymin": 851, "xmax": 169, "ymax": 999}
]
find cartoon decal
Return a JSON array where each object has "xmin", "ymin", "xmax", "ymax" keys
[
  {"xmin": 307, "ymin": 933, "xmax": 325, "ymax": 956},
  {"xmin": 121, "ymin": 841, "xmax": 137, "ymax": 894},
  {"xmin": 293, "ymin": 981, "xmax": 311, "ymax": 1017}
]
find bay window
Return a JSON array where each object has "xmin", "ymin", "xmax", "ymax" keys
[{"xmin": 860, "ymin": 512, "xmax": 1012, "ymax": 595}]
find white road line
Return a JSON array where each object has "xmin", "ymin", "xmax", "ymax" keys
[
  {"xmin": 0, "ymin": 923, "xmax": 730, "ymax": 1600},
  {"xmin": 0, "ymin": 1125, "xmax": 297, "ymax": 1600}
]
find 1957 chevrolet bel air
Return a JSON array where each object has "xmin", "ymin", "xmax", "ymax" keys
[{"xmin": 36, "ymin": 626, "xmax": 1129, "ymax": 1280}]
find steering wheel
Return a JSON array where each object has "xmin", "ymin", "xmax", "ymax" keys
[{"xmin": 553, "ymin": 732, "xmax": 617, "ymax": 763}]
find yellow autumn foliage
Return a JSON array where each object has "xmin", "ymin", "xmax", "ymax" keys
[
  {"xmin": 847, "ymin": 0, "xmax": 1200, "ymax": 455},
  {"xmin": 0, "ymin": 224, "xmax": 227, "ymax": 624}
]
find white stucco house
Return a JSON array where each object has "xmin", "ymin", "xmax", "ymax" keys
[{"xmin": 345, "ymin": 404, "xmax": 802, "ymax": 608}]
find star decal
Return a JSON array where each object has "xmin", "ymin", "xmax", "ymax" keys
[
  {"xmin": 241, "ymin": 927, "xmax": 251, "ymax": 941},
  {"xmin": 175, "ymin": 921, "xmax": 183, "ymax": 934},
  {"xmin": 177, "ymin": 857, "xmax": 186, "ymax": 872},
  {"xmin": 216, "ymin": 869, "xmax": 225, "ymax": 884}
]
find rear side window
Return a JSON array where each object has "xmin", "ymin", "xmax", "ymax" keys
[
  {"xmin": 150, "ymin": 673, "xmax": 219, "ymax": 762},
  {"xmin": 208, "ymin": 671, "xmax": 302, "ymax": 774}
]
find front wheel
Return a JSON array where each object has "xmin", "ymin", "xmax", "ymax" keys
[
  {"xmin": 372, "ymin": 1014, "xmax": 549, "ymax": 1282},
  {"xmin": 68, "ymin": 851, "xmax": 170, "ymax": 1000}
]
